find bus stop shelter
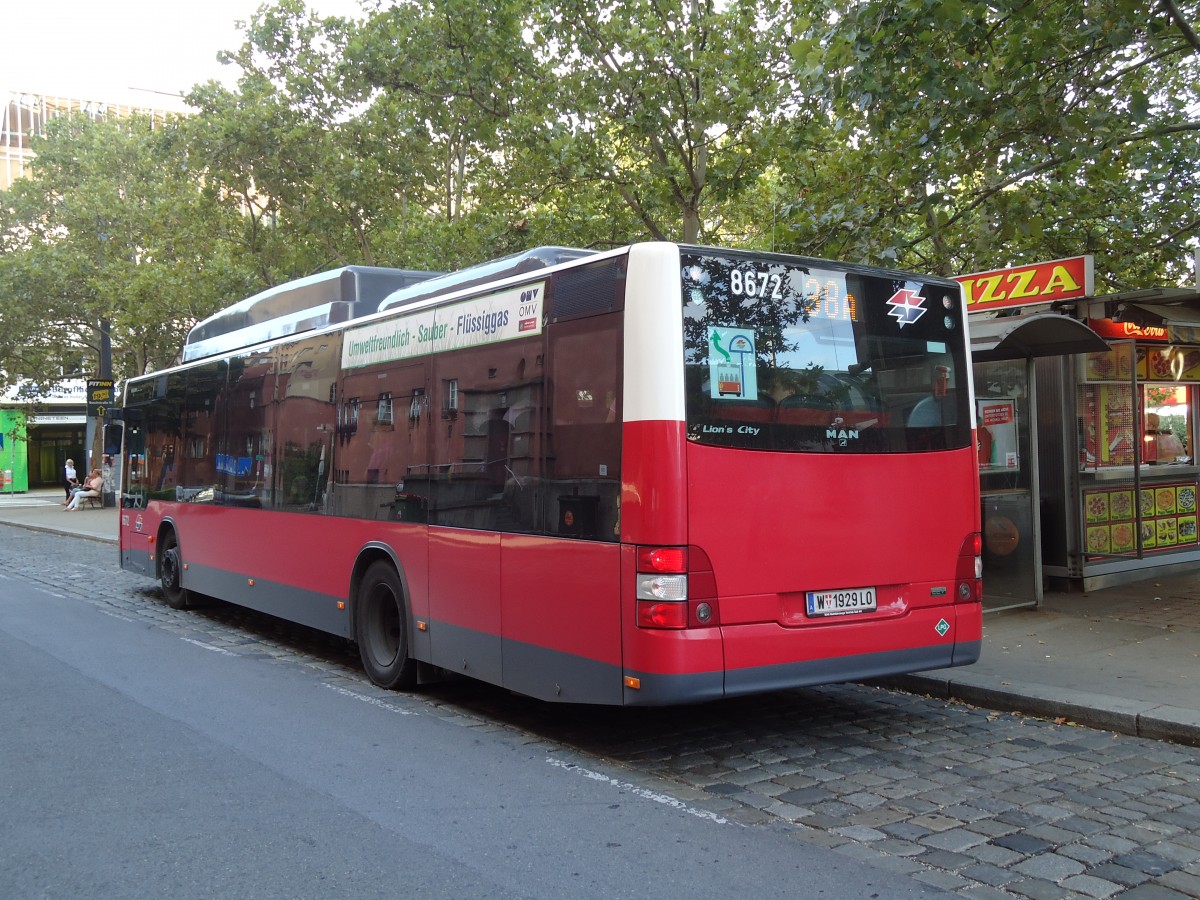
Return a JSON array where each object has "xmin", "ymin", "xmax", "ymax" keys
[{"xmin": 969, "ymin": 311, "xmax": 1110, "ymax": 609}]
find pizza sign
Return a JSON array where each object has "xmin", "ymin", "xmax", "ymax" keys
[{"xmin": 957, "ymin": 256, "xmax": 1093, "ymax": 312}]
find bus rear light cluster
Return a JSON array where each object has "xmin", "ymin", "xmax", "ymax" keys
[
  {"xmin": 956, "ymin": 532, "xmax": 983, "ymax": 603},
  {"xmin": 635, "ymin": 546, "xmax": 720, "ymax": 629}
]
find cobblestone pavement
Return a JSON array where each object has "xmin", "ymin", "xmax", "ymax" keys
[{"xmin": 6, "ymin": 526, "xmax": 1200, "ymax": 900}]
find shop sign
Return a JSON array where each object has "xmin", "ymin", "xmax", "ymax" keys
[
  {"xmin": 86, "ymin": 379, "xmax": 114, "ymax": 417},
  {"xmin": 1087, "ymin": 318, "xmax": 1169, "ymax": 342},
  {"xmin": 957, "ymin": 255, "xmax": 1093, "ymax": 312}
]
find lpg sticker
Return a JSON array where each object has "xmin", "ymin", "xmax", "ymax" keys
[{"xmin": 935, "ymin": 618, "xmax": 950, "ymax": 637}]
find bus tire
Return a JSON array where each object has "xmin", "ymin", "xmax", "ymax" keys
[
  {"xmin": 160, "ymin": 529, "xmax": 192, "ymax": 610},
  {"xmin": 356, "ymin": 561, "xmax": 417, "ymax": 690}
]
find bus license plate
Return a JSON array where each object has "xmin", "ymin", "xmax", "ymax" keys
[{"xmin": 806, "ymin": 587, "xmax": 877, "ymax": 617}]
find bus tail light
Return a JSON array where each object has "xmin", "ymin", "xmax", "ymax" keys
[
  {"xmin": 956, "ymin": 532, "xmax": 983, "ymax": 603},
  {"xmin": 635, "ymin": 545, "xmax": 720, "ymax": 629}
]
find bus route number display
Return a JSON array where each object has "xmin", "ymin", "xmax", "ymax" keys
[{"xmin": 727, "ymin": 265, "xmax": 858, "ymax": 323}]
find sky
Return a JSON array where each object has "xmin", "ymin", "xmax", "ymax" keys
[{"xmin": 1, "ymin": 0, "xmax": 367, "ymax": 110}]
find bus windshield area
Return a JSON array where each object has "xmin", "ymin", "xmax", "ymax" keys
[{"xmin": 681, "ymin": 249, "xmax": 972, "ymax": 453}]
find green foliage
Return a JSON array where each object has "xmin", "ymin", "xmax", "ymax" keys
[
  {"xmin": 781, "ymin": 0, "xmax": 1199, "ymax": 286},
  {"xmin": 0, "ymin": 114, "xmax": 253, "ymax": 391}
]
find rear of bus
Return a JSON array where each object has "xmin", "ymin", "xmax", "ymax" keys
[{"xmin": 619, "ymin": 243, "xmax": 981, "ymax": 704}]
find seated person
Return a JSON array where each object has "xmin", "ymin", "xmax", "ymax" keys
[{"xmin": 65, "ymin": 469, "xmax": 104, "ymax": 510}]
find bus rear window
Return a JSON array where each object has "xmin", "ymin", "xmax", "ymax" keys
[{"xmin": 680, "ymin": 249, "xmax": 971, "ymax": 454}]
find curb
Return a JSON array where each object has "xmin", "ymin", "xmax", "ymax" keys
[
  {"xmin": 0, "ymin": 519, "xmax": 118, "ymax": 545},
  {"xmin": 882, "ymin": 673, "xmax": 1200, "ymax": 748}
]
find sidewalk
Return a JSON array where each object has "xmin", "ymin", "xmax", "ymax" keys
[
  {"xmin": 0, "ymin": 487, "xmax": 119, "ymax": 544},
  {"xmin": 1, "ymin": 487, "xmax": 1197, "ymax": 745},
  {"xmin": 891, "ymin": 575, "xmax": 1200, "ymax": 747}
]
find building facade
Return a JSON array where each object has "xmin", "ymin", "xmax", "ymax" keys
[{"xmin": 2, "ymin": 89, "xmax": 181, "ymax": 190}]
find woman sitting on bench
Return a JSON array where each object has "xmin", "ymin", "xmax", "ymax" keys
[{"xmin": 65, "ymin": 469, "xmax": 103, "ymax": 510}]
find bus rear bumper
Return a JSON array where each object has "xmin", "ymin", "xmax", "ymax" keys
[
  {"xmin": 622, "ymin": 605, "xmax": 982, "ymax": 706},
  {"xmin": 622, "ymin": 640, "xmax": 980, "ymax": 706}
]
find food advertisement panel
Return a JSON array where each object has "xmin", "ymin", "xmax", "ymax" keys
[
  {"xmin": 1083, "ymin": 481, "xmax": 1200, "ymax": 558},
  {"xmin": 1083, "ymin": 346, "xmax": 1200, "ymax": 383},
  {"xmin": 1082, "ymin": 347, "xmax": 1135, "ymax": 383},
  {"xmin": 1080, "ymin": 384, "xmax": 1135, "ymax": 467},
  {"xmin": 1141, "ymin": 347, "xmax": 1200, "ymax": 382}
]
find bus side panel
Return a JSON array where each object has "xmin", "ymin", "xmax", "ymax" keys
[
  {"xmin": 500, "ymin": 534, "xmax": 622, "ymax": 704},
  {"xmin": 620, "ymin": 419, "xmax": 688, "ymax": 543},
  {"xmin": 121, "ymin": 502, "xmax": 432, "ymax": 642},
  {"xmin": 427, "ymin": 527, "xmax": 503, "ymax": 686}
]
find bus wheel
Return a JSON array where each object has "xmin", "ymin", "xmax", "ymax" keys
[
  {"xmin": 356, "ymin": 561, "xmax": 417, "ymax": 690},
  {"xmin": 160, "ymin": 530, "xmax": 192, "ymax": 610}
]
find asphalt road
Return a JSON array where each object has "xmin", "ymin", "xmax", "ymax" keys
[{"xmin": 0, "ymin": 528, "xmax": 948, "ymax": 900}]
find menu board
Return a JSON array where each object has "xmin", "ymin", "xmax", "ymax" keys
[
  {"xmin": 1084, "ymin": 481, "xmax": 1199, "ymax": 558},
  {"xmin": 1082, "ymin": 347, "xmax": 1135, "ymax": 383},
  {"xmin": 1141, "ymin": 348, "xmax": 1200, "ymax": 382},
  {"xmin": 1082, "ymin": 346, "xmax": 1200, "ymax": 384},
  {"xmin": 1079, "ymin": 384, "xmax": 1135, "ymax": 468}
]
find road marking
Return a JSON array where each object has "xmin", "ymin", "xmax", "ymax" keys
[
  {"xmin": 322, "ymin": 682, "xmax": 417, "ymax": 715},
  {"xmin": 96, "ymin": 609, "xmax": 135, "ymax": 622},
  {"xmin": 181, "ymin": 638, "xmax": 235, "ymax": 655},
  {"xmin": 546, "ymin": 757, "xmax": 735, "ymax": 826}
]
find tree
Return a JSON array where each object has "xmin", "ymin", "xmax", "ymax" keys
[
  {"xmin": 781, "ymin": 0, "xmax": 1200, "ymax": 288},
  {"xmin": 525, "ymin": 0, "xmax": 805, "ymax": 244},
  {"xmin": 0, "ymin": 113, "xmax": 252, "ymax": 391}
]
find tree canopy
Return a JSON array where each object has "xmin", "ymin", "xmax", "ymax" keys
[{"xmin": 1, "ymin": 0, "xmax": 1196, "ymax": 391}]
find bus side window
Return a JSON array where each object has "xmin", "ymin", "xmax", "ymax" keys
[{"xmin": 547, "ymin": 314, "xmax": 621, "ymax": 541}]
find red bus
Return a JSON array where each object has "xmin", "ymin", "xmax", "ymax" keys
[{"xmin": 118, "ymin": 243, "xmax": 981, "ymax": 705}]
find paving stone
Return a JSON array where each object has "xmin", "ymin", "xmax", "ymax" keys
[
  {"xmin": 993, "ymin": 833, "xmax": 1056, "ymax": 855},
  {"xmin": 1113, "ymin": 851, "xmax": 1182, "ymax": 876},
  {"xmin": 959, "ymin": 861, "xmax": 1020, "ymax": 887},
  {"xmin": 1006, "ymin": 877, "xmax": 1075, "ymax": 900},
  {"xmin": 842, "ymin": 790, "xmax": 888, "ymax": 810},
  {"xmin": 920, "ymin": 828, "xmax": 989, "ymax": 853},
  {"xmin": 1158, "ymin": 869, "xmax": 1200, "ymax": 896},
  {"xmin": 959, "ymin": 886, "xmax": 1016, "ymax": 900},
  {"xmin": 880, "ymin": 821, "xmax": 933, "ymax": 842},
  {"xmin": 1086, "ymin": 862, "xmax": 1154, "ymax": 888},
  {"xmin": 1059, "ymin": 873, "xmax": 1123, "ymax": 898},
  {"xmin": 1151, "ymin": 840, "xmax": 1200, "ymax": 865},
  {"xmin": 1055, "ymin": 815, "xmax": 1110, "ymax": 836},
  {"xmin": 1024, "ymin": 823, "xmax": 1082, "ymax": 846},
  {"xmin": 1114, "ymin": 884, "xmax": 1193, "ymax": 899},
  {"xmin": 966, "ymin": 842, "xmax": 1025, "ymax": 867},
  {"xmin": 1085, "ymin": 834, "xmax": 1143, "ymax": 854},
  {"xmin": 909, "ymin": 812, "xmax": 965, "ymax": 832},
  {"xmin": 916, "ymin": 848, "xmax": 974, "ymax": 871},
  {"xmin": 1013, "ymin": 852, "xmax": 1087, "ymax": 881},
  {"xmin": 832, "ymin": 824, "xmax": 887, "ymax": 842},
  {"xmin": 1058, "ymin": 841, "xmax": 1114, "ymax": 866}
]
